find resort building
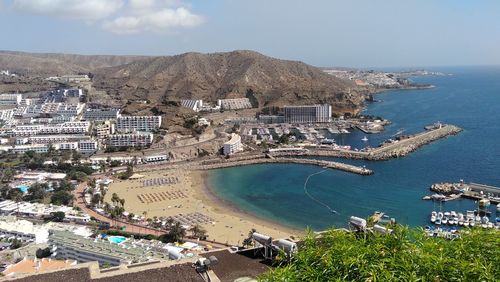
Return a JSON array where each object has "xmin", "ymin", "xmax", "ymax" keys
[
  {"xmin": 0, "ymin": 216, "xmax": 50, "ymax": 243},
  {"xmin": 0, "ymin": 144, "xmax": 49, "ymax": 154},
  {"xmin": 116, "ymin": 115, "xmax": 162, "ymax": 132},
  {"xmin": 143, "ymin": 154, "xmax": 168, "ymax": 162},
  {"xmin": 218, "ymin": 98, "xmax": 252, "ymax": 110},
  {"xmin": 12, "ymin": 122, "xmax": 90, "ymax": 137},
  {"xmin": 223, "ymin": 133, "xmax": 242, "ymax": 156},
  {"xmin": 284, "ymin": 104, "xmax": 332, "ymax": 123},
  {"xmin": 93, "ymin": 120, "xmax": 115, "ymax": 140},
  {"xmin": 0, "ymin": 94, "xmax": 22, "ymax": 105},
  {"xmin": 2, "ymin": 258, "xmax": 77, "ymax": 278},
  {"xmin": 78, "ymin": 140, "xmax": 98, "ymax": 153},
  {"xmin": 0, "ymin": 201, "xmax": 90, "ymax": 224},
  {"xmin": 49, "ymin": 231, "xmax": 150, "ymax": 266},
  {"xmin": 108, "ymin": 133, "xmax": 153, "ymax": 148},
  {"xmin": 28, "ymin": 135, "xmax": 90, "ymax": 145},
  {"xmin": 181, "ymin": 99, "xmax": 203, "ymax": 112},
  {"xmin": 83, "ymin": 108, "xmax": 121, "ymax": 121}
]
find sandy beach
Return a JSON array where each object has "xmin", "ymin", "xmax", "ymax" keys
[{"xmin": 104, "ymin": 168, "xmax": 301, "ymax": 246}]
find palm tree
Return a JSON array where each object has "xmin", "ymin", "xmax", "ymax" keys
[
  {"xmin": 191, "ymin": 224, "xmax": 207, "ymax": 239},
  {"xmin": 169, "ymin": 222, "xmax": 186, "ymax": 243}
]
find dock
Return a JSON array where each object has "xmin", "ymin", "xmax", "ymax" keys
[
  {"xmin": 461, "ymin": 182, "xmax": 500, "ymax": 204},
  {"xmin": 195, "ymin": 156, "xmax": 374, "ymax": 176},
  {"xmin": 271, "ymin": 123, "xmax": 463, "ymax": 161}
]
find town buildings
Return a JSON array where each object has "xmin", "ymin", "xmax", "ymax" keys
[
  {"xmin": 284, "ymin": 104, "xmax": 332, "ymax": 123},
  {"xmin": 223, "ymin": 133, "xmax": 242, "ymax": 156},
  {"xmin": 116, "ymin": 115, "xmax": 162, "ymax": 132},
  {"xmin": 82, "ymin": 108, "xmax": 120, "ymax": 121},
  {"xmin": 108, "ymin": 133, "xmax": 153, "ymax": 148},
  {"xmin": 0, "ymin": 94, "xmax": 22, "ymax": 105}
]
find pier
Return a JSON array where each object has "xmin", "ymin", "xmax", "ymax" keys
[
  {"xmin": 461, "ymin": 183, "xmax": 500, "ymax": 204},
  {"xmin": 270, "ymin": 124, "xmax": 463, "ymax": 161},
  {"xmin": 194, "ymin": 156, "xmax": 373, "ymax": 176}
]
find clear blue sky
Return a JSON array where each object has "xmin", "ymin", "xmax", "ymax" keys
[{"xmin": 0, "ymin": 0, "xmax": 499, "ymax": 68}]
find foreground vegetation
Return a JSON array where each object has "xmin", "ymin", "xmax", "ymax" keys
[{"xmin": 261, "ymin": 226, "xmax": 499, "ymax": 281}]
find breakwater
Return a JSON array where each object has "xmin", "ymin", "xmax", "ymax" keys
[
  {"xmin": 194, "ymin": 157, "xmax": 373, "ymax": 175},
  {"xmin": 271, "ymin": 124, "xmax": 463, "ymax": 161}
]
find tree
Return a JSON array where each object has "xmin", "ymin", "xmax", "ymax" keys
[
  {"xmin": 71, "ymin": 150, "xmax": 82, "ymax": 164},
  {"xmin": 261, "ymin": 227, "xmax": 500, "ymax": 281},
  {"xmin": 36, "ymin": 247, "xmax": 52, "ymax": 258},
  {"xmin": 91, "ymin": 194, "xmax": 102, "ymax": 207},
  {"xmin": 48, "ymin": 211, "xmax": 65, "ymax": 222},
  {"xmin": 191, "ymin": 224, "xmax": 207, "ymax": 239},
  {"xmin": 10, "ymin": 239, "xmax": 22, "ymax": 249},
  {"xmin": 50, "ymin": 190, "xmax": 73, "ymax": 205},
  {"xmin": 1, "ymin": 168, "xmax": 14, "ymax": 183},
  {"xmin": 25, "ymin": 183, "xmax": 48, "ymax": 202}
]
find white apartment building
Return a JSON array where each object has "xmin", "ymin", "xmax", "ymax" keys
[
  {"xmin": 56, "ymin": 103, "xmax": 85, "ymax": 117},
  {"xmin": 49, "ymin": 231, "xmax": 147, "ymax": 266},
  {"xmin": 0, "ymin": 94, "xmax": 22, "ymax": 105},
  {"xmin": 0, "ymin": 109, "xmax": 14, "ymax": 122},
  {"xmin": 181, "ymin": 99, "xmax": 203, "ymax": 112},
  {"xmin": 55, "ymin": 142, "xmax": 78, "ymax": 151},
  {"xmin": 78, "ymin": 140, "xmax": 98, "ymax": 153},
  {"xmin": 218, "ymin": 98, "xmax": 252, "ymax": 110},
  {"xmin": 13, "ymin": 122, "xmax": 90, "ymax": 137},
  {"xmin": 223, "ymin": 133, "xmax": 242, "ymax": 156},
  {"xmin": 143, "ymin": 154, "xmax": 168, "ymax": 162},
  {"xmin": 83, "ymin": 109, "xmax": 121, "ymax": 121},
  {"xmin": 0, "ymin": 144, "xmax": 49, "ymax": 154},
  {"xmin": 108, "ymin": 133, "xmax": 153, "ymax": 148},
  {"xmin": 284, "ymin": 104, "xmax": 332, "ymax": 123},
  {"xmin": 116, "ymin": 115, "xmax": 162, "ymax": 132},
  {"xmin": 29, "ymin": 135, "xmax": 90, "ymax": 144}
]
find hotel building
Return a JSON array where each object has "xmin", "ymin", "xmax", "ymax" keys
[
  {"xmin": 108, "ymin": 133, "xmax": 153, "ymax": 148},
  {"xmin": 0, "ymin": 94, "xmax": 22, "ymax": 105},
  {"xmin": 83, "ymin": 109, "xmax": 120, "ymax": 121},
  {"xmin": 116, "ymin": 116, "xmax": 161, "ymax": 132},
  {"xmin": 223, "ymin": 133, "xmax": 242, "ymax": 156},
  {"xmin": 284, "ymin": 104, "xmax": 332, "ymax": 123}
]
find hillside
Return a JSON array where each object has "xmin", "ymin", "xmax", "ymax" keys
[
  {"xmin": 1, "ymin": 50, "xmax": 370, "ymax": 116},
  {"xmin": 0, "ymin": 50, "xmax": 145, "ymax": 76},
  {"xmin": 93, "ymin": 50, "xmax": 369, "ymax": 115}
]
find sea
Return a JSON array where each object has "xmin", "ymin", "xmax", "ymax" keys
[{"xmin": 208, "ymin": 66, "xmax": 500, "ymax": 231}]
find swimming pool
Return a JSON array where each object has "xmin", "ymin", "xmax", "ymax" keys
[
  {"xmin": 107, "ymin": 236, "xmax": 127, "ymax": 244},
  {"xmin": 17, "ymin": 185, "xmax": 29, "ymax": 193}
]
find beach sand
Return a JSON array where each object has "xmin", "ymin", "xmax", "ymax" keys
[{"xmin": 104, "ymin": 169, "xmax": 301, "ymax": 246}]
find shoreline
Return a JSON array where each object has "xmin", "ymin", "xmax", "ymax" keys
[{"xmin": 192, "ymin": 170, "xmax": 303, "ymax": 237}]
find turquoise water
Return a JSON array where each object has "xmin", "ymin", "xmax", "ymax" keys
[
  {"xmin": 209, "ymin": 66, "xmax": 500, "ymax": 230},
  {"xmin": 18, "ymin": 185, "xmax": 29, "ymax": 193},
  {"xmin": 108, "ymin": 236, "xmax": 127, "ymax": 244}
]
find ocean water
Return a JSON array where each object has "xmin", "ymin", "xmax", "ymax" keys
[{"xmin": 209, "ymin": 66, "xmax": 500, "ymax": 230}]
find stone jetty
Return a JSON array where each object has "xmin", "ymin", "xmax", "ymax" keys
[
  {"xmin": 271, "ymin": 124, "xmax": 463, "ymax": 161},
  {"xmin": 194, "ymin": 157, "xmax": 373, "ymax": 176}
]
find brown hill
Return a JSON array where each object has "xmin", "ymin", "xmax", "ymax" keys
[
  {"xmin": 0, "ymin": 50, "xmax": 145, "ymax": 76},
  {"xmin": 93, "ymin": 50, "xmax": 368, "ymax": 115}
]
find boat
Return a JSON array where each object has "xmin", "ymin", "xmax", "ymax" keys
[
  {"xmin": 475, "ymin": 215, "xmax": 481, "ymax": 223},
  {"xmin": 442, "ymin": 217, "xmax": 448, "ymax": 225},
  {"xmin": 361, "ymin": 136, "xmax": 368, "ymax": 142},
  {"xmin": 450, "ymin": 211, "xmax": 457, "ymax": 217},
  {"xmin": 458, "ymin": 220, "xmax": 464, "ymax": 226},
  {"xmin": 481, "ymin": 216, "xmax": 489, "ymax": 224},
  {"xmin": 435, "ymin": 218, "xmax": 442, "ymax": 225},
  {"xmin": 469, "ymin": 220, "xmax": 475, "ymax": 227},
  {"xmin": 430, "ymin": 215, "xmax": 436, "ymax": 223},
  {"xmin": 444, "ymin": 212, "xmax": 450, "ymax": 217},
  {"xmin": 457, "ymin": 213, "xmax": 464, "ymax": 221},
  {"xmin": 497, "ymin": 204, "xmax": 500, "ymax": 213},
  {"xmin": 437, "ymin": 212, "xmax": 444, "ymax": 219}
]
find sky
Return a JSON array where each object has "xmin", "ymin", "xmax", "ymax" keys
[{"xmin": 0, "ymin": 0, "xmax": 499, "ymax": 68}]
